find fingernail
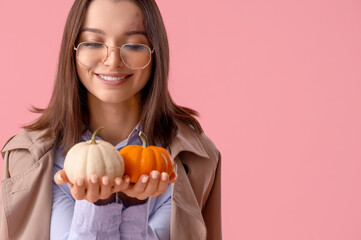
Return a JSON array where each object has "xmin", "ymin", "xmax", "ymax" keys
[
  {"xmin": 115, "ymin": 178, "xmax": 122, "ymax": 185},
  {"xmin": 76, "ymin": 178, "xmax": 84, "ymax": 187},
  {"xmin": 142, "ymin": 176, "xmax": 149, "ymax": 183},
  {"xmin": 91, "ymin": 175, "xmax": 98, "ymax": 184},
  {"xmin": 125, "ymin": 177, "xmax": 130, "ymax": 183},
  {"xmin": 102, "ymin": 177, "xmax": 109, "ymax": 185},
  {"xmin": 152, "ymin": 171, "xmax": 159, "ymax": 179},
  {"xmin": 57, "ymin": 174, "xmax": 63, "ymax": 182},
  {"xmin": 161, "ymin": 172, "xmax": 168, "ymax": 181}
]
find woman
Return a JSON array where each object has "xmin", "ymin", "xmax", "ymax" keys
[{"xmin": 0, "ymin": 0, "xmax": 221, "ymax": 239}]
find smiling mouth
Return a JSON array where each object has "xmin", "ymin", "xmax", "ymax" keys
[{"xmin": 97, "ymin": 74, "xmax": 132, "ymax": 81}]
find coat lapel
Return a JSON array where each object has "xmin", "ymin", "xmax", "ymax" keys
[
  {"xmin": 169, "ymin": 122, "xmax": 210, "ymax": 239},
  {"xmin": 169, "ymin": 122, "xmax": 209, "ymax": 160}
]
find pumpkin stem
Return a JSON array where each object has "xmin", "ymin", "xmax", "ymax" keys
[
  {"xmin": 139, "ymin": 131, "xmax": 148, "ymax": 148},
  {"xmin": 91, "ymin": 127, "xmax": 104, "ymax": 144}
]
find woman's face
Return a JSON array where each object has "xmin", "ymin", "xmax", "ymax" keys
[{"xmin": 76, "ymin": 0, "xmax": 152, "ymax": 105}]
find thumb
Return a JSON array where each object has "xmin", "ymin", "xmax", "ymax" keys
[{"xmin": 54, "ymin": 169, "xmax": 70, "ymax": 185}]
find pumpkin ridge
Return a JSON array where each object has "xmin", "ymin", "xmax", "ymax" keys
[
  {"xmin": 123, "ymin": 146, "xmax": 138, "ymax": 181},
  {"xmin": 87, "ymin": 144, "xmax": 99, "ymax": 177},
  {"xmin": 142, "ymin": 147, "xmax": 155, "ymax": 175},
  {"xmin": 162, "ymin": 148, "xmax": 173, "ymax": 174},
  {"xmin": 80, "ymin": 144, "xmax": 88, "ymax": 180},
  {"xmin": 152, "ymin": 147, "xmax": 166, "ymax": 173},
  {"xmin": 74, "ymin": 144, "xmax": 87, "ymax": 181},
  {"xmin": 98, "ymin": 142, "xmax": 113, "ymax": 177},
  {"xmin": 160, "ymin": 150, "xmax": 169, "ymax": 173},
  {"xmin": 137, "ymin": 147, "xmax": 145, "ymax": 179}
]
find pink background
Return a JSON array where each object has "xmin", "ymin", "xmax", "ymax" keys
[{"xmin": 1, "ymin": 0, "xmax": 361, "ymax": 239}]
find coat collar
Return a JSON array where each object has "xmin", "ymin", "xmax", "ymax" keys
[
  {"xmin": 169, "ymin": 121, "xmax": 209, "ymax": 160},
  {"xmin": 1, "ymin": 129, "xmax": 54, "ymax": 161}
]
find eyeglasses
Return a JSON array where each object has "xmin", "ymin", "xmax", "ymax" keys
[{"xmin": 74, "ymin": 42, "xmax": 154, "ymax": 69}]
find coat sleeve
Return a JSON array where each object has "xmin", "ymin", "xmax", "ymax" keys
[
  {"xmin": 202, "ymin": 151, "xmax": 222, "ymax": 240},
  {"xmin": 0, "ymin": 150, "xmax": 10, "ymax": 240}
]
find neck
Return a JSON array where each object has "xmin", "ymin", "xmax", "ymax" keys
[{"xmin": 87, "ymin": 94, "xmax": 141, "ymax": 146}]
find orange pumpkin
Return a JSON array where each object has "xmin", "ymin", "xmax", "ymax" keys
[{"xmin": 119, "ymin": 131, "xmax": 175, "ymax": 183}]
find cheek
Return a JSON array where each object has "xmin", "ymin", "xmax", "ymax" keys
[
  {"xmin": 139, "ymin": 64, "xmax": 152, "ymax": 85},
  {"xmin": 140, "ymin": 69, "xmax": 151, "ymax": 85},
  {"xmin": 132, "ymin": 65, "xmax": 152, "ymax": 91},
  {"xmin": 76, "ymin": 62, "xmax": 93, "ymax": 85}
]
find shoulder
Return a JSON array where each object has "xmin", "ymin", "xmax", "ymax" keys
[
  {"xmin": 1, "ymin": 129, "xmax": 54, "ymax": 159},
  {"xmin": 1, "ymin": 129, "xmax": 55, "ymax": 177},
  {"xmin": 2, "ymin": 129, "xmax": 42, "ymax": 151}
]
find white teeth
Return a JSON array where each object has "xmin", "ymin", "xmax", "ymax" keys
[{"xmin": 98, "ymin": 74, "xmax": 127, "ymax": 81}]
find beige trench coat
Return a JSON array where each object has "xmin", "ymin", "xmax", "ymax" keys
[{"xmin": 0, "ymin": 122, "xmax": 222, "ymax": 240}]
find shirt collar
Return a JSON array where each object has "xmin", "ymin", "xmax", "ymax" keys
[{"xmin": 81, "ymin": 122, "xmax": 141, "ymax": 150}]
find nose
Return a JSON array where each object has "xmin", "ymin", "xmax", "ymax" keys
[{"xmin": 103, "ymin": 47, "xmax": 125, "ymax": 68}]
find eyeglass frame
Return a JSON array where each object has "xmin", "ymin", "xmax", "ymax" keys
[{"xmin": 73, "ymin": 42, "xmax": 155, "ymax": 69}]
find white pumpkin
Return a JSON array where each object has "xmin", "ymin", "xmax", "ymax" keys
[{"xmin": 64, "ymin": 127, "xmax": 124, "ymax": 183}]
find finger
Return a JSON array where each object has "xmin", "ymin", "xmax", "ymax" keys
[
  {"xmin": 125, "ymin": 174, "xmax": 149, "ymax": 199},
  {"xmin": 151, "ymin": 172, "xmax": 169, "ymax": 198},
  {"xmin": 169, "ymin": 172, "xmax": 178, "ymax": 183},
  {"xmin": 99, "ymin": 176, "xmax": 113, "ymax": 200},
  {"xmin": 54, "ymin": 170, "xmax": 70, "ymax": 185},
  {"xmin": 70, "ymin": 178, "xmax": 86, "ymax": 200},
  {"xmin": 112, "ymin": 176, "xmax": 130, "ymax": 193},
  {"xmin": 86, "ymin": 175, "xmax": 100, "ymax": 202},
  {"xmin": 139, "ymin": 171, "xmax": 160, "ymax": 199},
  {"xmin": 123, "ymin": 175, "xmax": 131, "ymax": 185}
]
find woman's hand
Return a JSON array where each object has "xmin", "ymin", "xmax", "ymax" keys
[
  {"xmin": 121, "ymin": 171, "xmax": 177, "ymax": 201},
  {"xmin": 54, "ymin": 170, "xmax": 130, "ymax": 203},
  {"xmin": 54, "ymin": 170, "xmax": 177, "ymax": 203}
]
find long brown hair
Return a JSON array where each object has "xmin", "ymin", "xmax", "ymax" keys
[{"xmin": 25, "ymin": 0, "xmax": 202, "ymax": 154}]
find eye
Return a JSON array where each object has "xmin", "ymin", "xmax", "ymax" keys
[
  {"xmin": 123, "ymin": 44, "xmax": 148, "ymax": 51},
  {"xmin": 81, "ymin": 42, "xmax": 104, "ymax": 49}
]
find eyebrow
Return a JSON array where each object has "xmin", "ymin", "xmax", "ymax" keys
[
  {"xmin": 80, "ymin": 27, "xmax": 105, "ymax": 34},
  {"xmin": 80, "ymin": 28, "xmax": 147, "ymax": 36}
]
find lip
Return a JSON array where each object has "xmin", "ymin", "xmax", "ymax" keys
[
  {"xmin": 96, "ymin": 72, "xmax": 132, "ymax": 77},
  {"xmin": 95, "ymin": 73, "xmax": 132, "ymax": 86}
]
